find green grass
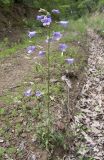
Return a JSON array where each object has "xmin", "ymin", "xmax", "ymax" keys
[
  {"xmin": 1, "ymin": 12, "xmax": 103, "ymax": 59},
  {"xmin": 53, "ymin": 17, "xmax": 87, "ymax": 41},
  {"xmin": 0, "ymin": 15, "xmax": 89, "ymax": 59},
  {"xmin": 0, "ymin": 28, "xmax": 46, "ymax": 58},
  {"xmin": 87, "ymin": 13, "xmax": 104, "ymax": 37},
  {"xmin": 0, "ymin": 43, "xmax": 27, "ymax": 58}
]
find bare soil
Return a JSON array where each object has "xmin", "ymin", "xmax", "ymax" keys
[{"xmin": 0, "ymin": 51, "xmax": 36, "ymax": 95}]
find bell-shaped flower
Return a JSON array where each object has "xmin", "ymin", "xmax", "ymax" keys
[
  {"xmin": 27, "ymin": 46, "xmax": 36, "ymax": 54},
  {"xmin": 28, "ymin": 31, "xmax": 36, "ymax": 38},
  {"xmin": 59, "ymin": 21, "xmax": 69, "ymax": 27},
  {"xmin": 24, "ymin": 89, "xmax": 32, "ymax": 97},
  {"xmin": 65, "ymin": 58, "xmax": 74, "ymax": 64},
  {"xmin": 35, "ymin": 91, "xmax": 42, "ymax": 97},
  {"xmin": 53, "ymin": 32, "xmax": 62, "ymax": 41},
  {"xmin": 36, "ymin": 15, "xmax": 44, "ymax": 21},
  {"xmin": 38, "ymin": 51, "xmax": 46, "ymax": 57},
  {"xmin": 59, "ymin": 43, "xmax": 68, "ymax": 52},
  {"xmin": 41, "ymin": 16, "xmax": 52, "ymax": 26},
  {"xmin": 52, "ymin": 9, "xmax": 60, "ymax": 14}
]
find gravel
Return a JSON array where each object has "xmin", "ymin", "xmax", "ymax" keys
[{"xmin": 66, "ymin": 29, "xmax": 104, "ymax": 160}]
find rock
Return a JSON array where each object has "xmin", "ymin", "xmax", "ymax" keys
[
  {"xmin": 56, "ymin": 121, "xmax": 65, "ymax": 130},
  {"xmin": 21, "ymin": 133, "xmax": 27, "ymax": 138},
  {"xmin": 28, "ymin": 153, "xmax": 36, "ymax": 160},
  {"xmin": 16, "ymin": 117, "xmax": 24, "ymax": 123},
  {"xmin": 0, "ymin": 139, "xmax": 4, "ymax": 143},
  {"xmin": 40, "ymin": 151, "xmax": 48, "ymax": 160},
  {"xmin": 32, "ymin": 134, "xmax": 37, "ymax": 142},
  {"xmin": 18, "ymin": 141, "xmax": 26, "ymax": 151}
]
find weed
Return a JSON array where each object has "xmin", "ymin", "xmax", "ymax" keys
[
  {"xmin": 0, "ymin": 147, "xmax": 5, "ymax": 158},
  {"xmin": 36, "ymin": 120, "xmax": 69, "ymax": 151},
  {"xmin": 0, "ymin": 108, "xmax": 5, "ymax": 115}
]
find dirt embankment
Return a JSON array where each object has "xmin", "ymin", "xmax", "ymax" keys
[
  {"xmin": 67, "ymin": 29, "xmax": 104, "ymax": 160},
  {"xmin": 0, "ymin": 4, "xmax": 37, "ymax": 42}
]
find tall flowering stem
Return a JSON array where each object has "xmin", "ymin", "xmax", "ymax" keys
[
  {"xmin": 47, "ymin": 26, "xmax": 51, "ymax": 150},
  {"xmin": 25, "ymin": 8, "xmax": 74, "ymax": 151},
  {"xmin": 47, "ymin": 26, "xmax": 51, "ymax": 118}
]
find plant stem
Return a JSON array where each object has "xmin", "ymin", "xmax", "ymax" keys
[
  {"xmin": 47, "ymin": 27, "xmax": 50, "ymax": 119},
  {"xmin": 47, "ymin": 26, "xmax": 51, "ymax": 151}
]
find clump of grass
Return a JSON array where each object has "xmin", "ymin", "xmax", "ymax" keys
[
  {"xmin": 36, "ymin": 121, "xmax": 70, "ymax": 151},
  {"xmin": 87, "ymin": 13, "xmax": 104, "ymax": 37}
]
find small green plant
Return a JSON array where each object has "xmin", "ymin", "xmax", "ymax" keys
[
  {"xmin": 80, "ymin": 157, "xmax": 95, "ymax": 160},
  {"xmin": 15, "ymin": 123, "xmax": 23, "ymax": 135},
  {"xmin": 6, "ymin": 147, "xmax": 16, "ymax": 155},
  {"xmin": 0, "ymin": 147, "xmax": 5, "ymax": 158},
  {"xmin": 36, "ymin": 120, "xmax": 69, "ymax": 151},
  {"xmin": 0, "ymin": 108, "xmax": 5, "ymax": 115}
]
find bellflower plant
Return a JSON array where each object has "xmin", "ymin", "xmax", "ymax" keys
[{"xmin": 25, "ymin": 7, "xmax": 74, "ymax": 151}]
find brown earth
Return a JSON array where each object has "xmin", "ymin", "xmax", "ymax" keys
[{"xmin": 0, "ymin": 50, "xmax": 36, "ymax": 95}]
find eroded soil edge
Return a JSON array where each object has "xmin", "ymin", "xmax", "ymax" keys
[{"xmin": 66, "ymin": 30, "xmax": 104, "ymax": 160}]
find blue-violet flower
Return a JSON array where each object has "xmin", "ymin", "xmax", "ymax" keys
[
  {"xmin": 59, "ymin": 43, "xmax": 68, "ymax": 52},
  {"xmin": 38, "ymin": 51, "xmax": 46, "ymax": 56},
  {"xmin": 59, "ymin": 21, "xmax": 69, "ymax": 27},
  {"xmin": 52, "ymin": 9, "xmax": 60, "ymax": 14},
  {"xmin": 35, "ymin": 91, "xmax": 42, "ymax": 97},
  {"xmin": 41, "ymin": 16, "xmax": 52, "ymax": 26},
  {"xmin": 65, "ymin": 58, "xmax": 74, "ymax": 64},
  {"xmin": 24, "ymin": 89, "xmax": 32, "ymax": 97},
  {"xmin": 27, "ymin": 46, "xmax": 36, "ymax": 54},
  {"xmin": 53, "ymin": 32, "xmax": 62, "ymax": 41},
  {"xmin": 36, "ymin": 15, "xmax": 44, "ymax": 21},
  {"xmin": 28, "ymin": 31, "xmax": 36, "ymax": 38}
]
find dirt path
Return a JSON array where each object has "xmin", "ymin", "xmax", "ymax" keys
[
  {"xmin": 66, "ymin": 30, "xmax": 104, "ymax": 159},
  {"xmin": 0, "ymin": 50, "xmax": 38, "ymax": 96}
]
